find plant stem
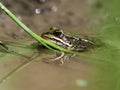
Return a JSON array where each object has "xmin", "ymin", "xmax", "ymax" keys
[
  {"xmin": 0, "ymin": 3, "xmax": 53, "ymax": 50},
  {"xmin": 0, "ymin": 2, "xmax": 73, "ymax": 53}
]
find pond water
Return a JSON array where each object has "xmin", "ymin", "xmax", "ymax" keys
[{"xmin": 0, "ymin": 0, "xmax": 119, "ymax": 90}]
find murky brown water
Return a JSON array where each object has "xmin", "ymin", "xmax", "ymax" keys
[{"xmin": 0, "ymin": 0, "xmax": 104, "ymax": 90}]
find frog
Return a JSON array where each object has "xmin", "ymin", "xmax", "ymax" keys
[{"xmin": 41, "ymin": 27, "xmax": 94, "ymax": 64}]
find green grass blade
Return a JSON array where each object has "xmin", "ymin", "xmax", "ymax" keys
[{"xmin": 0, "ymin": 2, "xmax": 75, "ymax": 54}]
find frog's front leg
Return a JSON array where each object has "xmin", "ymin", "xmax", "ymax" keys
[
  {"xmin": 52, "ymin": 52, "xmax": 75, "ymax": 64},
  {"xmin": 54, "ymin": 51, "xmax": 65, "ymax": 64},
  {"xmin": 43, "ymin": 51, "xmax": 65, "ymax": 64}
]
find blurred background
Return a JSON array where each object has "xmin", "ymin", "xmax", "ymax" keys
[{"xmin": 0, "ymin": 0, "xmax": 120, "ymax": 90}]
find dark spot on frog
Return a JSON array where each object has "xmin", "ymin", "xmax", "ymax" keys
[{"xmin": 53, "ymin": 30, "xmax": 63, "ymax": 37}]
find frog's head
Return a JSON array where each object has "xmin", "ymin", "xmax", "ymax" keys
[
  {"xmin": 49, "ymin": 27, "xmax": 63, "ymax": 37},
  {"xmin": 41, "ymin": 27, "xmax": 64, "ymax": 38}
]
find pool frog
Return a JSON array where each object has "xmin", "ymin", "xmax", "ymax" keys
[{"xmin": 41, "ymin": 27, "xmax": 94, "ymax": 64}]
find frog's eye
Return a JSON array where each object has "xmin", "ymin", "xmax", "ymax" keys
[{"xmin": 53, "ymin": 30, "xmax": 63, "ymax": 37}]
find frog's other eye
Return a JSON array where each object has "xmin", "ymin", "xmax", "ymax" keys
[{"xmin": 53, "ymin": 30, "xmax": 63, "ymax": 37}]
